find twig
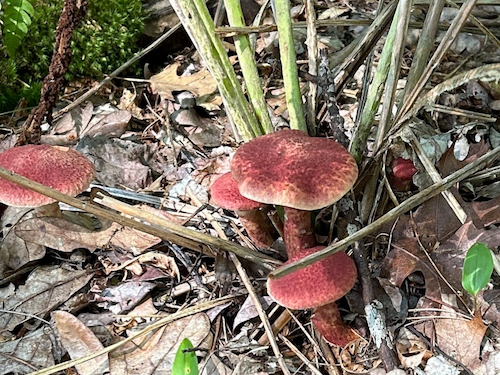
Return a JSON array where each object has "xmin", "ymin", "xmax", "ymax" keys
[
  {"xmin": 272, "ymin": 144, "xmax": 500, "ymax": 277},
  {"xmin": 188, "ymin": 191, "xmax": 291, "ymax": 375},
  {"xmin": 28, "ymin": 296, "xmax": 236, "ymax": 375},
  {"xmin": 0, "ymin": 166, "xmax": 279, "ymax": 270},
  {"xmin": 279, "ymin": 334, "xmax": 323, "ymax": 375}
]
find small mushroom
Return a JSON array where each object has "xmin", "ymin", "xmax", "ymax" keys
[
  {"xmin": 388, "ymin": 157, "xmax": 418, "ymax": 192},
  {"xmin": 267, "ymin": 246, "xmax": 358, "ymax": 346},
  {"xmin": 211, "ymin": 172, "xmax": 277, "ymax": 247},
  {"xmin": 0, "ymin": 144, "xmax": 95, "ymax": 216},
  {"xmin": 231, "ymin": 129, "xmax": 358, "ymax": 256}
]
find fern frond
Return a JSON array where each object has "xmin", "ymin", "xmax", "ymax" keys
[{"xmin": 2, "ymin": 0, "xmax": 35, "ymax": 57}]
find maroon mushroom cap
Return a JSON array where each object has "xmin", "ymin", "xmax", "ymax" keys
[
  {"xmin": 231, "ymin": 129, "xmax": 358, "ymax": 210},
  {"xmin": 211, "ymin": 172, "xmax": 265, "ymax": 211},
  {"xmin": 267, "ymin": 246, "xmax": 357, "ymax": 309},
  {"xmin": 0, "ymin": 145, "xmax": 95, "ymax": 207}
]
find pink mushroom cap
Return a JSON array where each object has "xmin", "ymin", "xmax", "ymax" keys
[
  {"xmin": 231, "ymin": 129, "xmax": 358, "ymax": 210},
  {"xmin": 211, "ymin": 172, "xmax": 265, "ymax": 211},
  {"xmin": 0, "ymin": 144, "xmax": 95, "ymax": 207},
  {"xmin": 267, "ymin": 246, "xmax": 357, "ymax": 310}
]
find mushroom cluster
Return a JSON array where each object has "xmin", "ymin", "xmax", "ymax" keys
[{"xmin": 210, "ymin": 129, "xmax": 359, "ymax": 346}]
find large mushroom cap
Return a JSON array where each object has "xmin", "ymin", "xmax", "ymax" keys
[
  {"xmin": 267, "ymin": 246, "xmax": 357, "ymax": 309},
  {"xmin": 0, "ymin": 144, "xmax": 95, "ymax": 207},
  {"xmin": 211, "ymin": 172, "xmax": 265, "ymax": 211},
  {"xmin": 231, "ymin": 129, "xmax": 358, "ymax": 210}
]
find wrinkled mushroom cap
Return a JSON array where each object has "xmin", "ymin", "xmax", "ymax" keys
[
  {"xmin": 0, "ymin": 144, "xmax": 95, "ymax": 207},
  {"xmin": 231, "ymin": 129, "xmax": 358, "ymax": 210},
  {"xmin": 267, "ymin": 246, "xmax": 357, "ymax": 309},
  {"xmin": 211, "ymin": 172, "xmax": 265, "ymax": 211}
]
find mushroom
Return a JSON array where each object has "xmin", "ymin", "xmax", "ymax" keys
[
  {"xmin": 267, "ymin": 246, "xmax": 358, "ymax": 346},
  {"xmin": 211, "ymin": 172, "xmax": 277, "ymax": 247},
  {"xmin": 231, "ymin": 129, "xmax": 358, "ymax": 256},
  {"xmin": 388, "ymin": 157, "xmax": 418, "ymax": 192},
  {"xmin": 0, "ymin": 144, "xmax": 95, "ymax": 216}
]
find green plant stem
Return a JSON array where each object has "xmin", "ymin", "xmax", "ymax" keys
[
  {"xmin": 272, "ymin": 0, "xmax": 307, "ymax": 133},
  {"xmin": 224, "ymin": 0, "xmax": 274, "ymax": 135},
  {"xmin": 170, "ymin": 0, "xmax": 261, "ymax": 141},
  {"xmin": 349, "ymin": 2, "xmax": 401, "ymax": 163}
]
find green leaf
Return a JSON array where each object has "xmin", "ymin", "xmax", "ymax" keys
[
  {"xmin": 172, "ymin": 338, "xmax": 198, "ymax": 375},
  {"xmin": 2, "ymin": 0, "xmax": 34, "ymax": 57},
  {"xmin": 462, "ymin": 243, "xmax": 494, "ymax": 297}
]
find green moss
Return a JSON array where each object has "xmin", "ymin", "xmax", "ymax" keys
[{"xmin": 0, "ymin": 0, "xmax": 145, "ymax": 112}]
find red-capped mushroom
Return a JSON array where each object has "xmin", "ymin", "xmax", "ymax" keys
[
  {"xmin": 211, "ymin": 172, "xmax": 277, "ymax": 247},
  {"xmin": 0, "ymin": 144, "xmax": 95, "ymax": 216},
  {"xmin": 388, "ymin": 157, "xmax": 418, "ymax": 192},
  {"xmin": 231, "ymin": 129, "xmax": 358, "ymax": 256},
  {"xmin": 267, "ymin": 246, "xmax": 358, "ymax": 346}
]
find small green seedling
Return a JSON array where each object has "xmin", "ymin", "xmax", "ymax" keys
[
  {"xmin": 172, "ymin": 338, "xmax": 198, "ymax": 375},
  {"xmin": 462, "ymin": 243, "xmax": 494, "ymax": 307}
]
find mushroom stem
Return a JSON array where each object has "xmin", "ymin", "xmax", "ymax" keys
[
  {"xmin": 312, "ymin": 303, "xmax": 359, "ymax": 347},
  {"xmin": 237, "ymin": 209, "xmax": 277, "ymax": 248},
  {"xmin": 283, "ymin": 207, "xmax": 316, "ymax": 257}
]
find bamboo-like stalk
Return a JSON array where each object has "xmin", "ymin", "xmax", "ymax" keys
[
  {"xmin": 224, "ymin": 0, "xmax": 274, "ymax": 135},
  {"xmin": 170, "ymin": 0, "xmax": 261, "ymax": 141},
  {"xmin": 349, "ymin": 2, "xmax": 402, "ymax": 163},
  {"xmin": 399, "ymin": 0, "xmax": 446, "ymax": 113},
  {"xmin": 272, "ymin": 0, "xmax": 307, "ymax": 133},
  {"xmin": 374, "ymin": 0, "xmax": 412, "ymax": 150},
  {"xmin": 305, "ymin": 0, "xmax": 318, "ymax": 136}
]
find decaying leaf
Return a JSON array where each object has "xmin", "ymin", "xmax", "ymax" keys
[
  {"xmin": 435, "ymin": 311, "xmax": 486, "ymax": 370},
  {"xmin": 0, "ymin": 266, "xmax": 93, "ymax": 332},
  {"xmin": 150, "ymin": 61, "xmax": 218, "ymax": 102},
  {"xmin": 109, "ymin": 313, "xmax": 210, "ymax": 374},
  {"xmin": 14, "ymin": 217, "xmax": 163, "ymax": 255},
  {"xmin": 94, "ymin": 281, "xmax": 156, "ymax": 314},
  {"xmin": 53, "ymin": 311, "xmax": 109, "ymax": 375},
  {"xmin": 0, "ymin": 328, "xmax": 55, "ymax": 375},
  {"xmin": 100, "ymin": 251, "xmax": 180, "ymax": 281}
]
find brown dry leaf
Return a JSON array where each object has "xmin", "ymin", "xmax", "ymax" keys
[
  {"xmin": 150, "ymin": 61, "xmax": 218, "ymax": 101},
  {"xmin": 0, "ymin": 265, "xmax": 93, "ymax": 331},
  {"xmin": 0, "ymin": 329, "xmax": 55, "ymax": 375},
  {"xmin": 100, "ymin": 252, "xmax": 180, "ymax": 281},
  {"xmin": 41, "ymin": 102, "xmax": 93, "ymax": 145},
  {"xmin": 81, "ymin": 109, "xmax": 131, "ymax": 139},
  {"xmin": 109, "ymin": 313, "xmax": 210, "ymax": 374},
  {"xmin": 53, "ymin": 311, "xmax": 109, "ymax": 375},
  {"xmin": 94, "ymin": 281, "xmax": 156, "ymax": 314},
  {"xmin": 435, "ymin": 311, "xmax": 486, "ymax": 370},
  {"xmin": 76, "ymin": 137, "xmax": 155, "ymax": 190},
  {"xmin": 15, "ymin": 217, "xmax": 162, "ymax": 255},
  {"xmin": 433, "ymin": 221, "xmax": 500, "ymax": 296},
  {"xmin": 0, "ymin": 211, "xmax": 46, "ymax": 278}
]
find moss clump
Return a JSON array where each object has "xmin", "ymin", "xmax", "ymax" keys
[{"xmin": 0, "ymin": 0, "xmax": 145, "ymax": 113}]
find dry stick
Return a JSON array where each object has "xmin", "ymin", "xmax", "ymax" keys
[
  {"xmin": 187, "ymin": 191, "xmax": 292, "ymax": 375},
  {"xmin": 92, "ymin": 192, "xmax": 280, "ymax": 269},
  {"xmin": 28, "ymin": 296, "xmax": 235, "ymax": 375},
  {"xmin": 272, "ymin": 144, "xmax": 500, "ymax": 278},
  {"xmin": 279, "ymin": 334, "xmax": 323, "ymax": 375},
  {"xmin": 396, "ymin": 0, "xmax": 478, "ymax": 123},
  {"xmin": 406, "ymin": 128, "xmax": 467, "ymax": 223},
  {"xmin": 17, "ymin": 0, "xmax": 88, "ymax": 145},
  {"xmin": 352, "ymin": 240, "xmax": 399, "ymax": 371},
  {"xmin": 55, "ymin": 22, "xmax": 183, "ymax": 119},
  {"xmin": 0, "ymin": 166, "xmax": 278, "ymax": 271},
  {"xmin": 305, "ymin": 0, "xmax": 318, "ymax": 136}
]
